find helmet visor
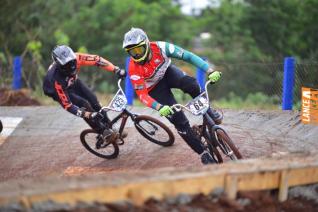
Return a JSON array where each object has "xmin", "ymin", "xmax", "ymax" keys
[
  {"xmin": 61, "ymin": 59, "xmax": 77, "ymax": 76},
  {"xmin": 125, "ymin": 43, "xmax": 147, "ymax": 60}
]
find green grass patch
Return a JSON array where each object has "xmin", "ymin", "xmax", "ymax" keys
[{"xmin": 214, "ymin": 92, "xmax": 281, "ymax": 110}]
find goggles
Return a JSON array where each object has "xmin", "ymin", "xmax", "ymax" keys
[
  {"xmin": 61, "ymin": 59, "xmax": 77, "ymax": 76},
  {"xmin": 125, "ymin": 41, "xmax": 148, "ymax": 62}
]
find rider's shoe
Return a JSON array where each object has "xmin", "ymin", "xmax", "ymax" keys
[
  {"xmin": 200, "ymin": 150, "xmax": 216, "ymax": 165},
  {"xmin": 208, "ymin": 108, "xmax": 223, "ymax": 125}
]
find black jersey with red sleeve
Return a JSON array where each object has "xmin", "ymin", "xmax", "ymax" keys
[{"xmin": 43, "ymin": 53, "xmax": 116, "ymax": 116}]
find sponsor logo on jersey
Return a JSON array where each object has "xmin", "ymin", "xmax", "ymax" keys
[
  {"xmin": 169, "ymin": 44, "xmax": 175, "ymax": 54},
  {"xmin": 176, "ymin": 50, "xmax": 183, "ymax": 57},
  {"xmin": 154, "ymin": 59, "xmax": 161, "ymax": 64},
  {"xmin": 130, "ymin": 75, "xmax": 141, "ymax": 81},
  {"xmin": 134, "ymin": 84, "xmax": 144, "ymax": 90}
]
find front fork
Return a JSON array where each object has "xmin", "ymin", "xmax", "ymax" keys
[{"xmin": 203, "ymin": 113, "xmax": 223, "ymax": 146}]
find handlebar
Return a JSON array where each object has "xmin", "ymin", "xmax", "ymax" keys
[
  {"xmin": 170, "ymin": 79, "xmax": 213, "ymax": 114},
  {"xmin": 100, "ymin": 78, "xmax": 127, "ymax": 112},
  {"xmin": 170, "ymin": 104, "xmax": 190, "ymax": 113}
]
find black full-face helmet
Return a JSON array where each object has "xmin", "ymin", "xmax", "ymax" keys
[
  {"xmin": 52, "ymin": 45, "xmax": 77, "ymax": 76},
  {"xmin": 123, "ymin": 28, "xmax": 150, "ymax": 64}
]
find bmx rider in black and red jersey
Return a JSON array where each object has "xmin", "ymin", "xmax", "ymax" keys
[{"xmin": 42, "ymin": 45, "xmax": 126, "ymax": 137}]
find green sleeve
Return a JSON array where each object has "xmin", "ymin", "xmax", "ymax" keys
[{"xmin": 157, "ymin": 41, "xmax": 209, "ymax": 72}]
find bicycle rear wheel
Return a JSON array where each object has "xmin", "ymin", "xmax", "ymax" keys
[
  {"xmin": 134, "ymin": 115, "xmax": 175, "ymax": 146},
  {"xmin": 215, "ymin": 128, "xmax": 243, "ymax": 160},
  {"xmin": 80, "ymin": 129, "xmax": 119, "ymax": 159}
]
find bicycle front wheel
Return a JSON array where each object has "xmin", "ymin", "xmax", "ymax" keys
[
  {"xmin": 134, "ymin": 115, "xmax": 175, "ymax": 146},
  {"xmin": 80, "ymin": 129, "xmax": 119, "ymax": 159},
  {"xmin": 207, "ymin": 143, "xmax": 223, "ymax": 163},
  {"xmin": 215, "ymin": 128, "xmax": 243, "ymax": 160}
]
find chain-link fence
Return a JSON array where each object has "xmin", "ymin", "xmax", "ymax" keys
[
  {"xmin": 204, "ymin": 60, "xmax": 317, "ymax": 110},
  {"xmin": 1, "ymin": 56, "xmax": 317, "ymax": 110},
  {"xmin": 294, "ymin": 62, "xmax": 318, "ymax": 105},
  {"xmin": 204, "ymin": 62, "xmax": 283, "ymax": 109}
]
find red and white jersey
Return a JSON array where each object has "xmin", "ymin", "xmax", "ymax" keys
[
  {"xmin": 128, "ymin": 41, "xmax": 210, "ymax": 110},
  {"xmin": 128, "ymin": 42, "xmax": 171, "ymax": 109},
  {"xmin": 128, "ymin": 42, "xmax": 171, "ymax": 89}
]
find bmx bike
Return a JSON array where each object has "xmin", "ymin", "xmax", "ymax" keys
[
  {"xmin": 80, "ymin": 78, "xmax": 175, "ymax": 159},
  {"xmin": 170, "ymin": 79, "xmax": 243, "ymax": 163}
]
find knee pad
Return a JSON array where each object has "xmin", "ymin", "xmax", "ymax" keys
[{"xmin": 180, "ymin": 76, "xmax": 201, "ymax": 98}]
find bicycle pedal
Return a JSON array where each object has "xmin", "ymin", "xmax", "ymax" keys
[{"xmin": 117, "ymin": 139, "xmax": 125, "ymax": 145}]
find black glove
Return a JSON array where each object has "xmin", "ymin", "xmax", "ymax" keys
[
  {"xmin": 114, "ymin": 67, "xmax": 126, "ymax": 79},
  {"xmin": 77, "ymin": 107, "xmax": 87, "ymax": 118},
  {"xmin": 77, "ymin": 108, "xmax": 98, "ymax": 120}
]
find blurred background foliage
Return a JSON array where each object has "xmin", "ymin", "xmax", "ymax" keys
[{"xmin": 0, "ymin": 0, "xmax": 317, "ymax": 108}]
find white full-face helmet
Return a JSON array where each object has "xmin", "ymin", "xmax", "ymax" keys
[{"xmin": 123, "ymin": 28, "xmax": 150, "ymax": 63}]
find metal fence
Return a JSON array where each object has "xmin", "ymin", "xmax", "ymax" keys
[
  {"xmin": 294, "ymin": 62, "xmax": 318, "ymax": 103},
  {"xmin": 1, "ymin": 56, "xmax": 317, "ymax": 110}
]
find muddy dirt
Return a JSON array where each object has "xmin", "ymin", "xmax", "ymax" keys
[
  {"xmin": 0, "ymin": 107, "xmax": 317, "ymax": 181},
  {"xmin": 1, "ymin": 107, "xmax": 318, "ymax": 211},
  {"xmin": 0, "ymin": 88, "xmax": 41, "ymax": 106},
  {"xmin": 1, "ymin": 189, "xmax": 317, "ymax": 212}
]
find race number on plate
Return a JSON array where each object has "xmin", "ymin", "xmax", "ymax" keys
[{"xmin": 186, "ymin": 93, "xmax": 209, "ymax": 116}]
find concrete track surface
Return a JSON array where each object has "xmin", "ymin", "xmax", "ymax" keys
[{"xmin": 0, "ymin": 106, "xmax": 317, "ymax": 181}]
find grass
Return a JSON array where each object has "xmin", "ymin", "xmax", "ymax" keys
[
  {"xmin": 31, "ymin": 89, "xmax": 281, "ymax": 111},
  {"xmin": 214, "ymin": 92, "xmax": 281, "ymax": 110}
]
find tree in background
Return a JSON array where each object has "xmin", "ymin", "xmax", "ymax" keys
[{"xmin": 0, "ymin": 0, "xmax": 317, "ymax": 103}]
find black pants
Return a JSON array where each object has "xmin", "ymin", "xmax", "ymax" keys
[
  {"xmin": 53, "ymin": 79, "xmax": 105, "ymax": 132},
  {"xmin": 149, "ymin": 65, "xmax": 205, "ymax": 154}
]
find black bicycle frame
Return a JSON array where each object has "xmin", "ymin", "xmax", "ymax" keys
[
  {"xmin": 108, "ymin": 109, "xmax": 136, "ymax": 135},
  {"xmin": 108, "ymin": 108, "xmax": 159, "ymax": 138}
]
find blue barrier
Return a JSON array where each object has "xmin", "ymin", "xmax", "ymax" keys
[
  {"xmin": 124, "ymin": 57, "xmax": 134, "ymax": 105},
  {"xmin": 282, "ymin": 57, "xmax": 295, "ymax": 110},
  {"xmin": 196, "ymin": 57, "xmax": 208, "ymax": 91},
  {"xmin": 12, "ymin": 56, "xmax": 22, "ymax": 90},
  {"xmin": 196, "ymin": 67, "xmax": 205, "ymax": 91}
]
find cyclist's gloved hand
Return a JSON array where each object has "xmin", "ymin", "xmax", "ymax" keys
[
  {"xmin": 159, "ymin": 105, "xmax": 174, "ymax": 117},
  {"xmin": 114, "ymin": 66, "xmax": 126, "ymax": 79},
  {"xmin": 208, "ymin": 71, "xmax": 222, "ymax": 83}
]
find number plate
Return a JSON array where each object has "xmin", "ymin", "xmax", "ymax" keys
[
  {"xmin": 108, "ymin": 90, "xmax": 127, "ymax": 112},
  {"xmin": 185, "ymin": 92, "xmax": 209, "ymax": 115}
]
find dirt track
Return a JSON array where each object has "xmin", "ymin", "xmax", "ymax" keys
[{"xmin": 0, "ymin": 106, "xmax": 317, "ymax": 182}]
